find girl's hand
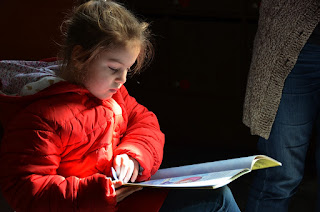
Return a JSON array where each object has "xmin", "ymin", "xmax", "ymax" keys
[
  {"xmin": 113, "ymin": 180, "xmax": 142, "ymax": 203},
  {"xmin": 113, "ymin": 154, "xmax": 140, "ymax": 183}
]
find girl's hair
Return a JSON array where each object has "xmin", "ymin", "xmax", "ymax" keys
[{"xmin": 58, "ymin": 0, "xmax": 153, "ymax": 83}]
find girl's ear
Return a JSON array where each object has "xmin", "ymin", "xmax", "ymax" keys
[
  {"xmin": 71, "ymin": 45, "xmax": 85, "ymax": 72},
  {"xmin": 71, "ymin": 45, "xmax": 83, "ymax": 62},
  {"xmin": 68, "ymin": 45, "xmax": 86, "ymax": 84}
]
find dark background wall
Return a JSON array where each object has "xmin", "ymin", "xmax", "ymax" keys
[
  {"xmin": 0, "ymin": 0, "xmax": 260, "ymax": 167},
  {"xmin": 121, "ymin": 0, "xmax": 261, "ymax": 167}
]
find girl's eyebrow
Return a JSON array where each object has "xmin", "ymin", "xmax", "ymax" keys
[
  {"xmin": 108, "ymin": 58, "xmax": 135, "ymax": 69},
  {"xmin": 109, "ymin": 58, "xmax": 124, "ymax": 65}
]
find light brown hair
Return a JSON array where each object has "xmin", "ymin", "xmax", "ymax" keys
[{"xmin": 58, "ymin": 0, "xmax": 153, "ymax": 84}]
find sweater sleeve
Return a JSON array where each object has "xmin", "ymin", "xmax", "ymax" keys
[
  {"xmin": 0, "ymin": 112, "xmax": 117, "ymax": 212},
  {"xmin": 113, "ymin": 87, "xmax": 165, "ymax": 181}
]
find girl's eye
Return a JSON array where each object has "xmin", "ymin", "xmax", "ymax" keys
[{"xmin": 109, "ymin": 67, "xmax": 120, "ymax": 72}]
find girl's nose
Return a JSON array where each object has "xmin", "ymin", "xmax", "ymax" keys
[{"xmin": 115, "ymin": 69, "xmax": 127, "ymax": 84}]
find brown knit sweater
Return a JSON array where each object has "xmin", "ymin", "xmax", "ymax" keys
[{"xmin": 243, "ymin": 0, "xmax": 320, "ymax": 139}]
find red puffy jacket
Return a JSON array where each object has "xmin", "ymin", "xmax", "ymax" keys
[{"xmin": 0, "ymin": 80, "xmax": 166, "ymax": 211}]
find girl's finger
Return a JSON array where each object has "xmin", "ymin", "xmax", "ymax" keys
[
  {"xmin": 130, "ymin": 166, "xmax": 139, "ymax": 182},
  {"xmin": 123, "ymin": 160, "xmax": 134, "ymax": 183},
  {"xmin": 119, "ymin": 161, "xmax": 128, "ymax": 181},
  {"xmin": 112, "ymin": 180, "xmax": 123, "ymax": 189},
  {"xmin": 114, "ymin": 156, "xmax": 122, "ymax": 177}
]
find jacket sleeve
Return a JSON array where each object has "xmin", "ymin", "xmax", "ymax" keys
[
  {"xmin": 0, "ymin": 111, "xmax": 117, "ymax": 212},
  {"xmin": 113, "ymin": 86, "xmax": 165, "ymax": 181}
]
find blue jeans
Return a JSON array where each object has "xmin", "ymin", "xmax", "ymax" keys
[
  {"xmin": 246, "ymin": 43, "xmax": 320, "ymax": 211},
  {"xmin": 159, "ymin": 186, "xmax": 240, "ymax": 212}
]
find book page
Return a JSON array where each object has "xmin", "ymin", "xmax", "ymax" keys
[
  {"xmin": 251, "ymin": 155, "xmax": 282, "ymax": 170},
  {"xmin": 151, "ymin": 155, "xmax": 258, "ymax": 180},
  {"xmin": 120, "ymin": 155, "xmax": 281, "ymax": 189},
  {"xmin": 127, "ymin": 168, "xmax": 251, "ymax": 189}
]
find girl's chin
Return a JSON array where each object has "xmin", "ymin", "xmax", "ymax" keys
[
  {"xmin": 106, "ymin": 93, "xmax": 116, "ymax": 99},
  {"xmin": 94, "ymin": 93, "xmax": 113, "ymax": 100},
  {"xmin": 100, "ymin": 96, "xmax": 112, "ymax": 100}
]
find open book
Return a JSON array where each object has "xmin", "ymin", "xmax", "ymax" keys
[{"xmin": 117, "ymin": 155, "xmax": 281, "ymax": 189}]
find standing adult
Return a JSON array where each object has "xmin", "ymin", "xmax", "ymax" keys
[{"xmin": 243, "ymin": 0, "xmax": 320, "ymax": 211}]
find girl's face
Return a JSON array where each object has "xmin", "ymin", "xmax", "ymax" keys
[{"xmin": 84, "ymin": 41, "xmax": 141, "ymax": 100}]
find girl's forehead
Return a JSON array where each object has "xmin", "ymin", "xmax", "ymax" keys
[
  {"xmin": 98, "ymin": 42, "xmax": 141, "ymax": 65},
  {"xmin": 101, "ymin": 40, "xmax": 141, "ymax": 55}
]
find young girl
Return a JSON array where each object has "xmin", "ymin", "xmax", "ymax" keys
[{"xmin": 0, "ymin": 0, "xmax": 240, "ymax": 211}]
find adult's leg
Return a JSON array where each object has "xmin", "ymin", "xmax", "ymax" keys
[
  {"xmin": 159, "ymin": 186, "xmax": 240, "ymax": 212},
  {"xmin": 315, "ymin": 107, "xmax": 320, "ymax": 211},
  {"xmin": 246, "ymin": 43, "xmax": 320, "ymax": 212}
]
